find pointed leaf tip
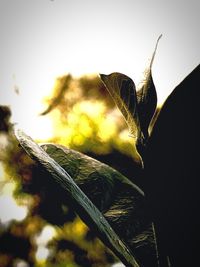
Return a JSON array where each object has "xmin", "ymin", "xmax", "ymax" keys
[{"xmin": 135, "ymin": 35, "xmax": 162, "ymax": 145}]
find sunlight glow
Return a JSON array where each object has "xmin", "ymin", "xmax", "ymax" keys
[
  {"xmin": 52, "ymin": 99, "xmax": 121, "ymax": 153},
  {"xmin": 0, "ymin": 195, "xmax": 28, "ymax": 224},
  {"xmin": 1, "ymin": 0, "xmax": 199, "ymax": 140},
  {"xmin": 35, "ymin": 225, "xmax": 56, "ymax": 263},
  {"xmin": 35, "ymin": 225, "xmax": 56, "ymax": 246},
  {"xmin": 0, "ymin": 164, "xmax": 28, "ymax": 225},
  {"xmin": 35, "ymin": 246, "xmax": 50, "ymax": 262},
  {"xmin": 0, "ymin": 73, "xmax": 54, "ymax": 141}
]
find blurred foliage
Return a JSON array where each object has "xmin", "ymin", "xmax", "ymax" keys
[
  {"xmin": 42, "ymin": 74, "xmax": 143, "ymax": 178},
  {"xmin": 0, "ymin": 73, "xmax": 144, "ymax": 267}
]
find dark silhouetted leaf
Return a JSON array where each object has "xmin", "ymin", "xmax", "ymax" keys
[
  {"xmin": 14, "ymin": 128, "xmax": 141, "ymax": 267},
  {"xmin": 41, "ymin": 143, "xmax": 158, "ymax": 267},
  {"xmin": 144, "ymin": 64, "xmax": 200, "ymax": 266},
  {"xmin": 136, "ymin": 35, "xmax": 161, "ymax": 141},
  {"xmin": 100, "ymin": 73, "xmax": 141, "ymax": 140}
]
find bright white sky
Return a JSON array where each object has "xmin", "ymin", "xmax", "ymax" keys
[{"xmin": 0, "ymin": 0, "xmax": 199, "ymax": 139}]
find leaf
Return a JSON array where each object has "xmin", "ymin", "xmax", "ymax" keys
[
  {"xmin": 100, "ymin": 72, "xmax": 141, "ymax": 140},
  {"xmin": 144, "ymin": 64, "xmax": 200, "ymax": 266},
  {"xmin": 41, "ymin": 143, "xmax": 158, "ymax": 267},
  {"xmin": 14, "ymin": 128, "xmax": 141, "ymax": 267},
  {"xmin": 41, "ymin": 143, "xmax": 144, "ymax": 209},
  {"xmin": 100, "ymin": 36, "xmax": 161, "ymax": 154},
  {"xmin": 40, "ymin": 75, "xmax": 71, "ymax": 115},
  {"xmin": 136, "ymin": 35, "xmax": 162, "ymax": 140}
]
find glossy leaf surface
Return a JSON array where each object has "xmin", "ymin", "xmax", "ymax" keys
[{"xmin": 14, "ymin": 128, "xmax": 141, "ymax": 267}]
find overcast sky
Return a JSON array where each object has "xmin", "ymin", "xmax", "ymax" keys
[{"xmin": 0, "ymin": 0, "xmax": 199, "ymax": 138}]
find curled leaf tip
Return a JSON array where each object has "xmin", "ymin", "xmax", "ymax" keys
[
  {"xmin": 150, "ymin": 34, "xmax": 162, "ymax": 68},
  {"xmin": 156, "ymin": 34, "xmax": 162, "ymax": 50}
]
